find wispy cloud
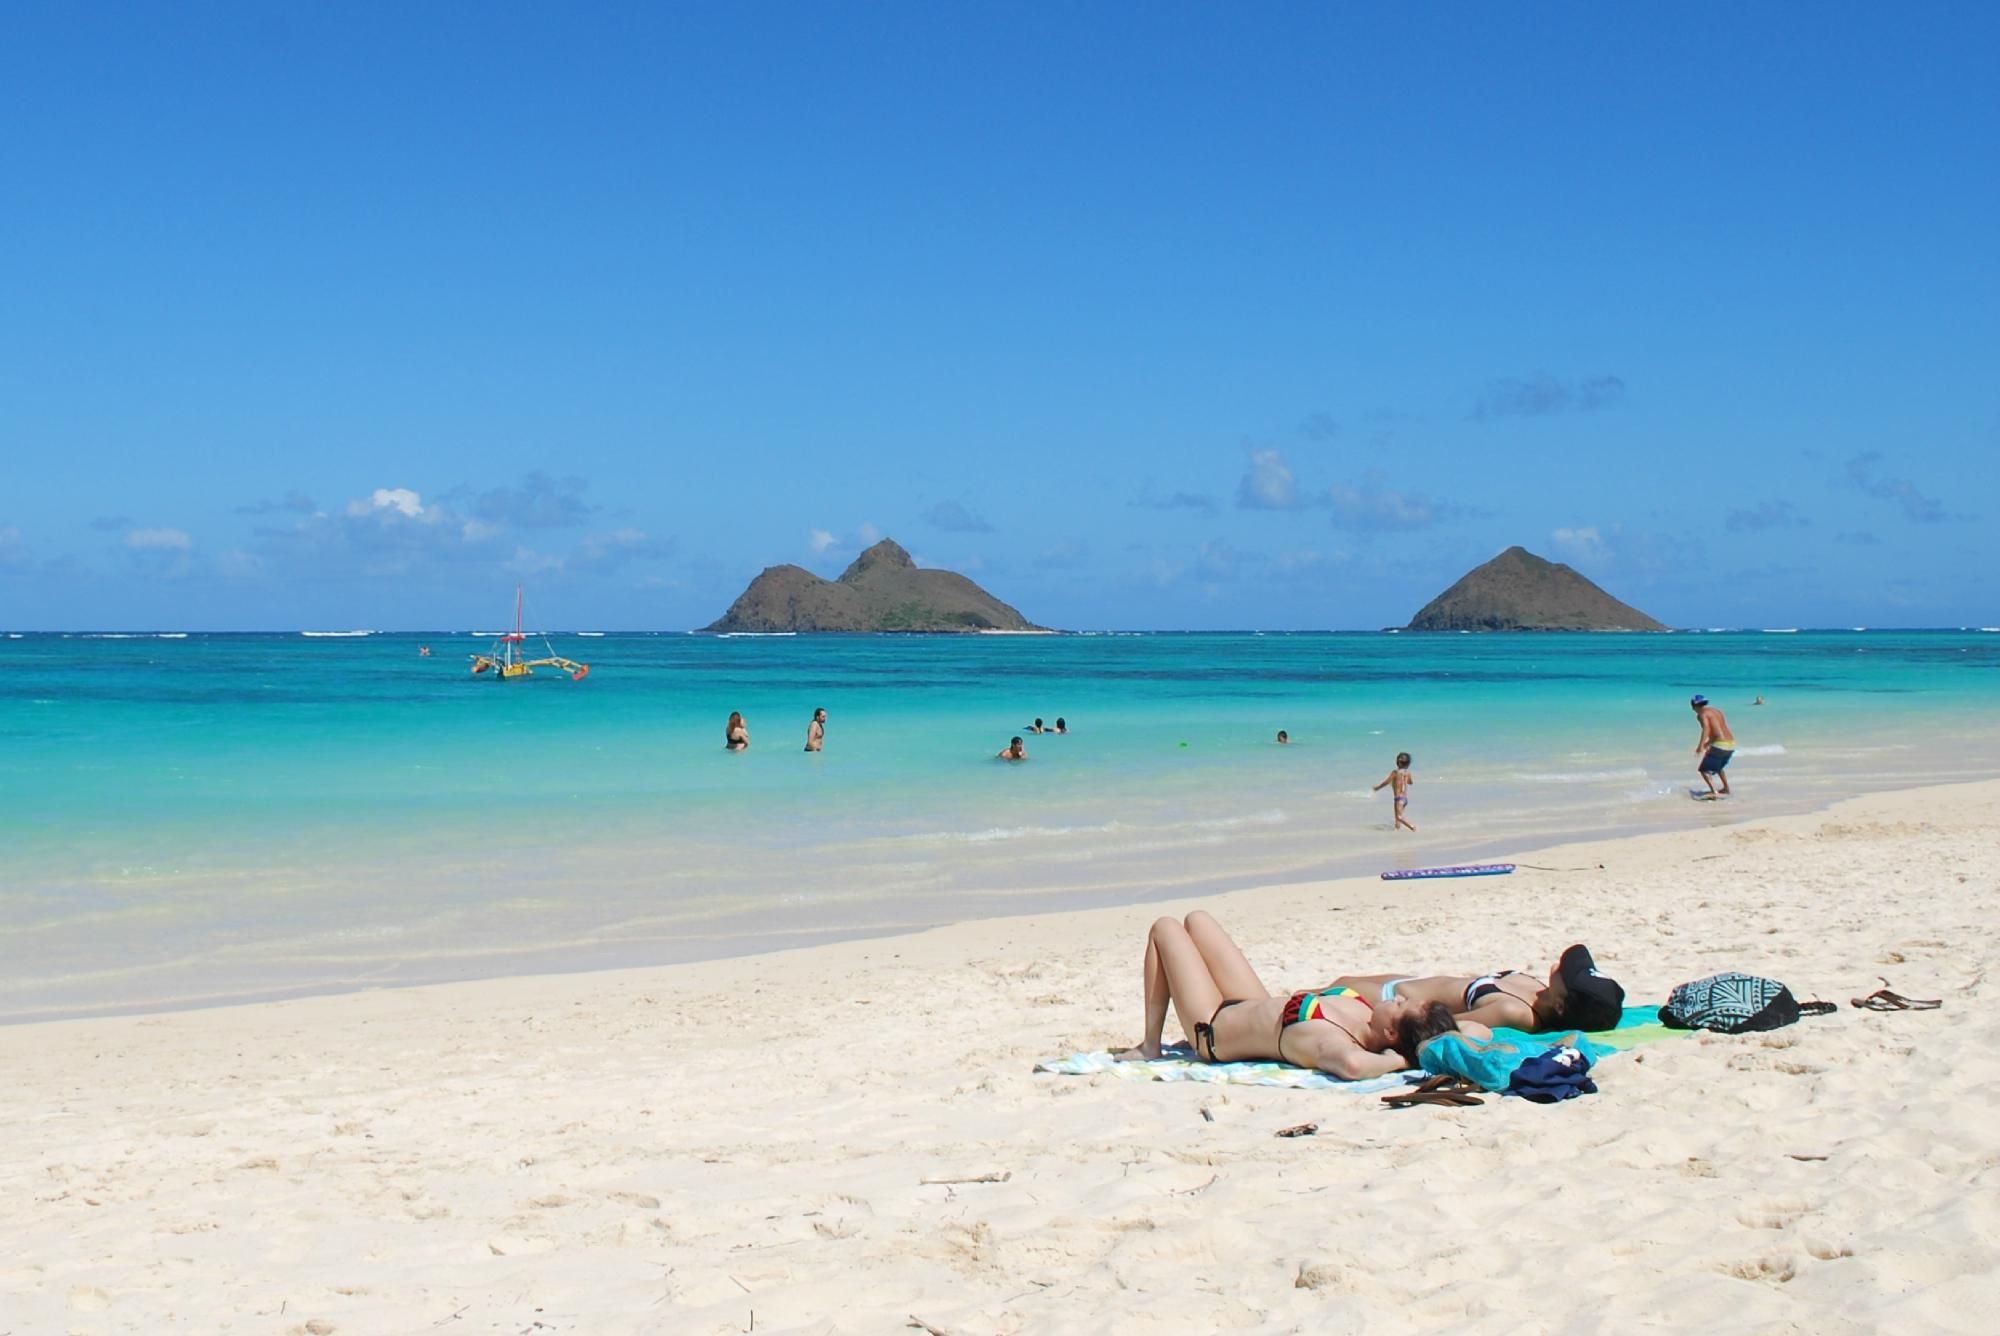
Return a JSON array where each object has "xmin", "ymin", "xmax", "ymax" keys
[
  {"xmin": 1132, "ymin": 485, "xmax": 1218, "ymax": 517},
  {"xmin": 252, "ymin": 484, "xmax": 499, "ymax": 580},
  {"xmin": 472, "ymin": 472, "xmax": 593, "ymax": 529},
  {"xmin": 1550, "ymin": 525, "xmax": 1610, "ymax": 564},
  {"xmin": 1195, "ymin": 538, "xmax": 1252, "ymax": 582},
  {"xmin": 233, "ymin": 492, "xmax": 317, "ymax": 518},
  {"xmin": 1035, "ymin": 539, "xmax": 1089, "ymax": 570},
  {"xmin": 1327, "ymin": 476, "xmax": 1449, "ymax": 531},
  {"xmin": 1236, "ymin": 448, "xmax": 1302, "ymax": 511},
  {"xmin": 125, "ymin": 527, "xmax": 193, "ymax": 551},
  {"xmin": 572, "ymin": 528, "xmax": 675, "ymax": 573},
  {"xmin": 1473, "ymin": 372, "xmax": 1626, "ymax": 420},
  {"xmin": 924, "ymin": 500, "xmax": 993, "ymax": 534},
  {"xmin": 122, "ymin": 526, "xmax": 195, "ymax": 579},
  {"xmin": 1843, "ymin": 452, "xmax": 1963, "ymax": 523},
  {"xmin": 1298, "ymin": 411, "xmax": 1340, "ymax": 442},
  {"xmin": 808, "ymin": 528, "xmax": 840, "ymax": 555},
  {"xmin": 1724, "ymin": 499, "xmax": 1809, "ymax": 533}
]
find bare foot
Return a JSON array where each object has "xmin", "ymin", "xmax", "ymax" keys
[{"xmin": 1113, "ymin": 1042, "xmax": 1162, "ymax": 1062}]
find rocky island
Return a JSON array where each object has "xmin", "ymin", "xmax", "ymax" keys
[
  {"xmin": 706, "ymin": 539, "xmax": 1043, "ymax": 633},
  {"xmin": 1407, "ymin": 545, "xmax": 1666, "ymax": 631}
]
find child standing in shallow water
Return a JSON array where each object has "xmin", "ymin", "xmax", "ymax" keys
[{"xmin": 1374, "ymin": 752, "xmax": 1416, "ymax": 831}]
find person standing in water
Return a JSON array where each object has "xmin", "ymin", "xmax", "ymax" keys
[
  {"xmin": 1373, "ymin": 752, "xmax": 1416, "ymax": 831},
  {"xmin": 1691, "ymin": 694, "xmax": 1735, "ymax": 798},
  {"xmin": 725, "ymin": 711, "xmax": 749, "ymax": 752},
  {"xmin": 804, "ymin": 707, "xmax": 827, "ymax": 752}
]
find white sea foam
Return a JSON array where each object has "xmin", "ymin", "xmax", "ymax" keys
[
  {"xmin": 1762, "ymin": 628, "xmax": 1799, "ymax": 634},
  {"xmin": 1514, "ymin": 767, "xmax": 1650, "ymax": 784},
  {"xmin": 155, "ymin": 632, "xmax": 188, "ymax": 639},
  {"xmin": 576, "ymin": 632, "xmax": 606, "ymax": 637},
  {"xmin": 1733, "ymin": 743, "xmax": 1788, "ymax": 757},
  {"xmin": 922, "ymin": 821, "xmax": 1125, "ymax": 845},
  {"xmin": 301, "ymin": 630, "xmax": 375, "ymax": 638},
  {"xmin": 82, "ymin": 633, "xmax": 144, "ymax": 639},
  {"xmin": 1190, "ymin": 809, "xmax": 1287, "ymax": 831}
]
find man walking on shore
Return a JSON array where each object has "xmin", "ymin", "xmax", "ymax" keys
[{"xmin": 1690, "ymin": 695, "xmax": 1735, "ymax": 799}]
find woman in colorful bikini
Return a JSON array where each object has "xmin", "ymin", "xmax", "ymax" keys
[
  {"xmin": 1332, "ymin": 945, "xmax": 1626, "ymax": 1035},
  {"xmin": 1114, "ymin": 912, "xmax": 1458, "ymax": 1079}
]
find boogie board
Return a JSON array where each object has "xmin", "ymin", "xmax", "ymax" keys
[{"xmin": 1380, "ymin": 863, "xmax": 1516, "ymax": 881}]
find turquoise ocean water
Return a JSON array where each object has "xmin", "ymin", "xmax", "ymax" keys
[{"xmin": 4, "ymin": 628, "xmax": 1998, "ymax": 1021}]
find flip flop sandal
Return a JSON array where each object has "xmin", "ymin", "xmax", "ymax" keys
[
  {"xmin": 1382, "ymin": 1088, "xmax": 1485, "ymax": 1108},
  {"xmin": 1382, "ymin": 1075, "xmax": 1485, "ymax": 1108},
  {"xmin": 1850, "ymin": 989, "xmax": 1942, "ymax": 1011}
]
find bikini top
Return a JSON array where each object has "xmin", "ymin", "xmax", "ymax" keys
[
  {"xmin": 1283, "ymin": 985, "xmax": 1370, "ymax": 1026},
  {"xmin": 1464, "ymin": 970, "xmax": 1526, "ymax": 1010}
]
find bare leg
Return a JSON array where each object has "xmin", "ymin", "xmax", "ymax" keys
[
  {"xmin": 1698, "ymin": 763, "xmax": 1718, "ymax": 797},
  {"xmin": 1115, "ymin": 916, "xmax": 1225, "ymax": 1060},
  {"xmin": 1716, "ymin": 765, "xmax": 1731, "ymax": 796},
  {"xmin": 1183, "ymin": 910, "xmax": 1272, "ymax": 1000},
  {"xmin": 1396, "ymin": 802, "xmax": 1417, "ymax": 832}
]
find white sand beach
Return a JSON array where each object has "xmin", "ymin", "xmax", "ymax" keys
[{"xmin": 5, "ymin": 780, "xmax": 1998, "ymax": 1333}]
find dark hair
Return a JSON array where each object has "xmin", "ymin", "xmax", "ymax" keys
[
  {"xmin": 1010, "ymin": 736, "xmax": 1023, "ymax": 746},
  {"xmin": 1388, "ymin": 1001, "xmax": 1458, "ymax": 1065},
  {"xmin": 1055, "ymin": 717, "xmax": 1066, "ymax": 728},
  {"xmin": 1396, "ymin": 752, "xmax": 1412, "ymax": 767}
]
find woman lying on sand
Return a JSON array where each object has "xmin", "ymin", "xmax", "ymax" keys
[
  {"xmin": 1332, "ymin": 945, "xmax": 1626, "ymax": 1035},
  {"xmin": 1115, "ymin": 912, "xmax": 1458, "ymax": 1080}
]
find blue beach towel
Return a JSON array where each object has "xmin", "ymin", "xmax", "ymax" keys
[{"xmin": 1419, "ymin": 1027, "xmax": 1613, "ymax": 1094}]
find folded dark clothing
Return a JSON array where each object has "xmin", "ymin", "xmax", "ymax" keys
[{"xmin": 1505, "ymin": 1045, "xmax": 1599, "ymax": 1103}]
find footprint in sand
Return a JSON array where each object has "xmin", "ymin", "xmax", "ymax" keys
[
  {"xmin": 1721, "ymin": 1253, "xmax": 1798, "ymax": 1284},
  {"xmin": 1735, "ymin": 1200, "xmax": 1811, "ymax": 1230},
  {"xmin": 69, "ymin": 1284, "xmax": 113, "ymax": 1311}
]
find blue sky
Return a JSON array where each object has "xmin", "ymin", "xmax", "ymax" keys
[{"xmin": 2, "ymin": 3, "xmax": 1994, "ymax": 630}]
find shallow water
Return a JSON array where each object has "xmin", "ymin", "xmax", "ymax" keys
[{"xmin": 3, "ymin": 629, "xmax": 1997, "ymax": 1020}]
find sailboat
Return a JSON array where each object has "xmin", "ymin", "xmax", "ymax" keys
[{"xmin": 469, "ymin": 586, "xmax": 590, "ymax": 681}]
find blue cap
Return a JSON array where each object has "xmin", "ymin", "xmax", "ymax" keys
[{"xmin": 1690, "ymin": 694, "xmax": 1708, "ymax": 707}]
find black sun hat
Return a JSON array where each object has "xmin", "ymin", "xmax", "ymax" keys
[{"xmin": 1552, "ymin": 944, "xmax": 1626, "ymax": 1032}]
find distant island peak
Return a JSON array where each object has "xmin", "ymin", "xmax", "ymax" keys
[
  {"xmin": 706, "ymin": 538, "xmax": 1042, "ymax": 633},
  {"xmin": 1407, "ymin": 545, "xmax": 1666, "ymax": 631}
]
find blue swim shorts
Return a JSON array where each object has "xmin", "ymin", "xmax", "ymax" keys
[{"xmin": 1699, "ymin": 746, "xmax": 1734, "ymax": 774}]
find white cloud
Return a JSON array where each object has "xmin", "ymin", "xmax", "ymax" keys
[
  {"xmin": 808, "ymin": 529, "xmax": 839, "ymax": 554},
  {"xmin": 857, "ymin": 521, "xmax": 881, "ymax": 545},
  {"xmin": 125, "ymin": 527, "xmax": 193, "ymax": 551},
  {"xmin": 461, "ymin": 519, "xmax": 502, "ymax": 542},
  {"xmin": 348, "ymin": 487, "xmax": 426, "ymax": 519},
  {"xmin": 1550, "ymin": 526, "xmax": 1609, "ymax": 564},
  {"xmin": 1236, "ymin": 448, "xmax": 1301, "ymax": 511}
]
